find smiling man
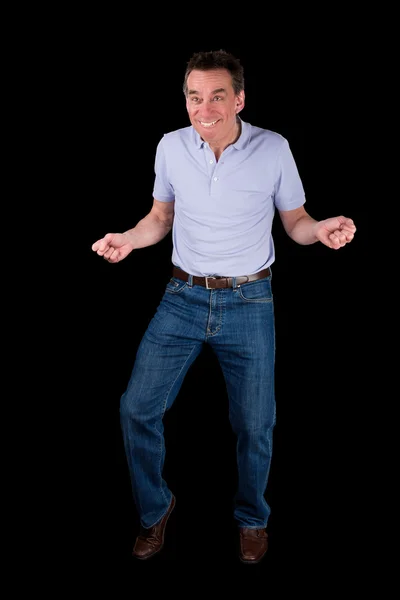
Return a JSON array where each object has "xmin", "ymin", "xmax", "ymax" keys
[
  {"xmin": 185, "ymin": 66, "xmax": 245, "ymax": 160},
  {"xmin": 92, "ymin": 49, "xmax": 356, "ymax": 563}
]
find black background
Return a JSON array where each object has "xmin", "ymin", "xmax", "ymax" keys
[{"xmin": 56, "ymin": 27, "xmax": 371, "ymax": 580}]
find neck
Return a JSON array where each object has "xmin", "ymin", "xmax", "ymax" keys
[{"xmin": 208, "ymin": 118, "xmax": 241, "ymax": 161}]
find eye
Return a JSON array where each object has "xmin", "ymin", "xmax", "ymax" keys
[
  {"xmin": 191, "ymin": 97, "xmax": 200, "ymax": 103},
  {"xmin": 213, "ymin": 96, "xmax": 222, "ymax": 101}
]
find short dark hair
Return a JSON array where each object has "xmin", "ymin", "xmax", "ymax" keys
[{"xmin": 183, "ymin": 49, "xmax": 244, "ymax": 96}]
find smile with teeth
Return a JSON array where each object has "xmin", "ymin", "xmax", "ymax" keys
[{"xmin": 200, "ymin": 120, "xmax": 219, "ymax": 127}]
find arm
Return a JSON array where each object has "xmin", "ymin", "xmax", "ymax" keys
[
  {"xmin": 92, "ymin": 199, "xmax": 175, "ymax": 263},
  {"xmin": 278, "ymin": 205, "xmax": 356, "ymax": 249},
  {"xmin": 125, "ymin": 199, "xmax": 175, "ymax": 248}
]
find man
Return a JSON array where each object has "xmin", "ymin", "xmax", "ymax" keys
[{"xmin": 92, "ymin": 49, "xmax": 356, "ymax": 563}]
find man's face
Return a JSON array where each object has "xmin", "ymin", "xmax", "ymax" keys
[{"xmin": 185, "ymin": 68, "xmax": 245, "ymax": 145}]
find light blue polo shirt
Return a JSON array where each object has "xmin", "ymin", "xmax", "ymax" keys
[{"xmin": 153, "ymin": 118, "xmax": 305, "ymax": 277}]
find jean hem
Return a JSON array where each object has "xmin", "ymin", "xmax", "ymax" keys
[
  {"xmin": 142, "ymin": 493, "xmax": 174, "ymax": 529},
  {"xmin": 236, "ymin": 522, "xmax": 268, "ymax": 529}
]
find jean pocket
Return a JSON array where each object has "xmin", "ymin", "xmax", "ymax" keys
[
  {"xmin": 238, "ymin": 278, "xmax": 273, "ymax": 303},
  {"xmin": 165, "ymin": 277, "xmax": 188, "ymax": 294}
]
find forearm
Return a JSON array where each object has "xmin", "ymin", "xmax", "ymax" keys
[
  {"xmin": 286, "ymin": 214, "xmax": 319, "ymax": 245},
  {"xmin": 124, "ymin": 212, "xmax": 172, "ymax": 249}
]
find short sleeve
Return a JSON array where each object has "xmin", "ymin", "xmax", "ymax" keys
[
  {"xmin": 152, "ymin": 137, "xmax": 175, "ymax": 202},
  {"xmin": 273, "ymin": 139, "xmax": 306, "ymax": 211}
]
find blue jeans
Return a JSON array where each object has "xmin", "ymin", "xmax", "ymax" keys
[{"xmin": 120, "ymin": 271, "xmax": 276, "ymax": 529}]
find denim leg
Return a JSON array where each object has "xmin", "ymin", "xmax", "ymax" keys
[
  {"xmin": 120, "ymin": 278, "xmax": 205, "ymax": 528},
  {"xmin": 208, "ymin": 277, "xmax": 276, "ymax": 528}
]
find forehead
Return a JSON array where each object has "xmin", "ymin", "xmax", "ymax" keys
[{"xmin": 187, "ymin": 68, "xmax": 234, "ymax": 94}]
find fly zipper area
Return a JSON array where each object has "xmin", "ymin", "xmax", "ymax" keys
[{"xmin": 205, "ymin": 289, "xmax": 226, "ymax": 337}]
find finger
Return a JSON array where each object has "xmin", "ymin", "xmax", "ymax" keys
[
  {"xmin": 106, "ymin": 248, "xmax": 120, "ymax": 263},
  {"xmin": 92, "ymin": 239, "xmax": 105, "ymax": 252},
  {"xmin": 98, "ymin": 244, "xmax": 112, "ymax": 256},
  {"xmin": 103, "ymin": 246, "xmax": 116, "ymax": 260},
  {"xmin": 96, "ymin": 243, "xmax": 109, "ymax": 256},
  {"xmin": 337, "ymin": 216, "xmax": 356, "ymax": 229},
  {"xmin": 92, "ymin": 233, "xmax": 115, "ymax": 253},
  {"xmin": 339, "ymin": 223, "xmax": 356, "ymax": 234},
  {"xmin": 334, "ymin": 229, "xmax": 354, "ymax": 245},
  {"xmin": 329, "ymin": 231, "xmax": 350, "ymax": 248},
  {"xmin": 337, "ymin": 231, "xmax": 348, "ymax": 245},
  {"xmin": 342, "ymin": 217, "xmax": 356, "ymax": 228},
  {"xmin": 328, "ymin": 233, "xmax": 340, "ymax": 248},
  {"xmin": 329, "ymin": 232, "xmax": 345, "ymax": 248}
]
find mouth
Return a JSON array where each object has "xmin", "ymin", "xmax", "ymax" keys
[{"xmin": 199, "ymin": 119, "xmax": 220, "ymax": 129}]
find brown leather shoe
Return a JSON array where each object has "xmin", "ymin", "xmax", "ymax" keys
[
  {"xmin": 239, "ymin": 527, "xmax": 268, "ymax": 564},
  {"xmin": 132, "ymin": 495, "xmax": 176, "ymax": 560}
]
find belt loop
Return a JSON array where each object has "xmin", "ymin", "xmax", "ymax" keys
[
  {"xmin": 232, "ymin": 276, "xmax": 237, "ymax": 289},
  {"xmin": 188, "ymin": 274, "xmax": 193, "ymax": 288}
]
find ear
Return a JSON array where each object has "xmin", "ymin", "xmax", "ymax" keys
[{"xmin": 235, "ymin": 90, "xmax": 245, "ymax": 114}]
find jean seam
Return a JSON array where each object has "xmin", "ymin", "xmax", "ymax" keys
[
  {"xmin": 239, "ymin": 298, "xmax": 272, "ymax": 304},
  {"xmin": 166, "ymin": 283, "xmax": 188, "ymax": 295},
  {"xmin": 238, "ymin": 286, "xmax": 273, "ymax": 303},
  {"xmin": 206, "ymin": 289, "xmax": 226, "ymax": 337},
  {"xmin": 156, "ymin": 344, "xmax": 198, "ymax": 507},
  {"xmin": 238, "ymin": 279, "xmax": 272, "ymax": 303}
]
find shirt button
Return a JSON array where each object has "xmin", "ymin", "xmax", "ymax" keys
[
  {"xmin": 213, "ymin": 177, "xmax": 218, "ymax": 181},
  {"xmin": 209, "ymin": 160, "xmax": 213, "ymax": 164}
]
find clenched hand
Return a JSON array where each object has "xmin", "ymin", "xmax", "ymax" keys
[
  {"xmin": 314, "ymin": 216, "xmax": 356, "ymax": 250},
  {"xmin": 92, "ymin": 233, "xmax": 134, "ymax": 263}
]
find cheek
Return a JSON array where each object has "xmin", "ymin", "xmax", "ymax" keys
[{"xmin": 186, "ymin": 105, "xmax": 196, "ymax": 119}]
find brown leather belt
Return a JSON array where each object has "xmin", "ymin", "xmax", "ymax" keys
[{"xmin": 172, "ymin": 267, "xmax": 271, "ymax": 289}]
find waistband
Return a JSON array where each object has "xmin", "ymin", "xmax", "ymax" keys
[{"xmin": 172, "ymin": 267, "xmax": 271, "ymax": 289}]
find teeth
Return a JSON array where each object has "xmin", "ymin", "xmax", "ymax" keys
[{"xmin": 200, "ymin": 120, "xmax": 217, "ymax": 127}]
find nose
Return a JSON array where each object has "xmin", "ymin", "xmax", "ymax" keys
[{"xmin": 198, "ymin": 103, "xmax": 217, "ymax": 118}]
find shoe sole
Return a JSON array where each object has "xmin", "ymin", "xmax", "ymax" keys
[{"xmin": 239, "ymin": 554, "xmax": 267, "ymax": 564}]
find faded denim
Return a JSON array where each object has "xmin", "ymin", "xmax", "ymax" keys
[{"xmin": 120, "ymin": 272, "xmax": 276, "ymax": 529}]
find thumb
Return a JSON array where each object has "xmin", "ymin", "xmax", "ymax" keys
[
  {"xmin": 105, "ymin": 232, "xmax": 127, "ymax": 248},
  {"xmin": 100, "ymin": 232, "xmax": 126, "ymax": 247},
  {"xmin": 92, "ymin": 232, "xmax": 119, "ymax": 252}
]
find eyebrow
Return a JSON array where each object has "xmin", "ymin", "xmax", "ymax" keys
[{"xmin": 188, "ymin": 88, "xmax": 227, "ymax": 96}]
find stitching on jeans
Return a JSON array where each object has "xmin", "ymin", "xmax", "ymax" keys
[
  {"xmin": 206, "ymin": 289, "xmax": 227, "ymax": 337},
  {"xmin": 166, "ymin": 281, "xmax": 188, "ymax": 294},
  {"xmin": 238, "ymin": 281, "xmax": 273, "ymax": 303},
  {"xmin": 155, "ymin": 344, "xmax": 198, "ymax": 510}
]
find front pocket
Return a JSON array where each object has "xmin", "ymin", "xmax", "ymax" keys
[
  {"xmin": 238, "ymin": 278, "xmax": 272, "ymax": 303},
  {"xmin": 165, "ymin": 277, "xmax": 188, "ymax": 294}
]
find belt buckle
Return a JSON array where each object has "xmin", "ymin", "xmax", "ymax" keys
[{"xmin": 205, "ymin": 276, "xmax": 216, "ymax": 289}]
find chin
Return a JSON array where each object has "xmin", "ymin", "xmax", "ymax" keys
[{"xmin": 196, "ymin": 126, "xmax": 218, "ymax": 139}]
